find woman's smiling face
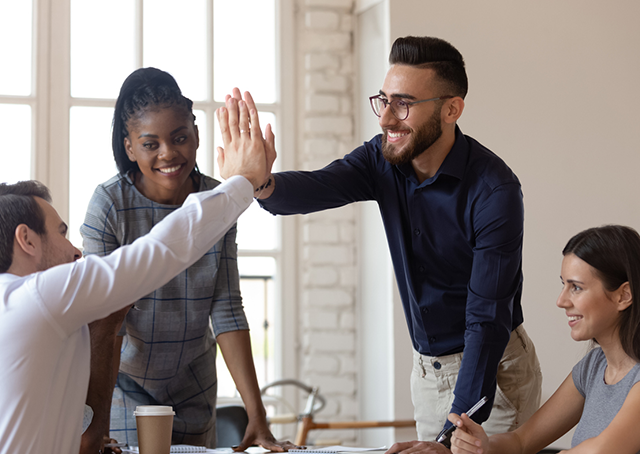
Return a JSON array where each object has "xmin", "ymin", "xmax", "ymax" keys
[
  {"xmin": 124, "ymin": 105, "xmax": 199, "ymax": 205},
  {"xmin": 556, "ymin": 253, "xmax": 624, "ymax": 344}
]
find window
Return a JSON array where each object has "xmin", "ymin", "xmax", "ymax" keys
[
  {"xmin": 1, "ymin": 0, "xmax": 295, "ymax": 400},
  {"xmin": 0, "ymin": 0, "xmax": 33, "ymax": 184}
]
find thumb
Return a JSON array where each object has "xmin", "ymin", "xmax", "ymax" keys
[
  {"xmin": 216, "ymin": 146, "xmax": 226, "ymax": 177},
  {"xmin": 459, "ymin": 413, "xmax": 484, "ymax": 437},
  {"xmin": 265, "ymin": 124, "xmax": 277, "ymax": 171},
  {"xmin": 233, "ymin": 434, "xmax": 253, "ymax": 452}
]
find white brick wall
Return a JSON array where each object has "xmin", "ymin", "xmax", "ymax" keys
[
  {"xmin": 303, "ymin": 288, "xmax": 352, "ymax": 307},
  {"xmin": 294, "ymin": 0, "xmax": 358, "ymax": 444}
]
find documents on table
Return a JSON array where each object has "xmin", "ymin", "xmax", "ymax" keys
[
  {"xmin": 289, "ymin": 446, "xmax": 387, "ymax": 453},
  {"xmin": 122, "ymin": 445, "xmax": 386, "ymax": 453}
]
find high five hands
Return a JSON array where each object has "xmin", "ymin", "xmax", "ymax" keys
[{"xmin": 216, "ymin": 88, "xmax": 276, "ymax": 194}]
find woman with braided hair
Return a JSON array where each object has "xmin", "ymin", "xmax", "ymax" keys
[{"xmin": 81, "ymin": 67, "xmax": 293, "ymax": 451}]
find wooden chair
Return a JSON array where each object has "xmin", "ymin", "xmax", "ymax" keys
[
  {"xmin": 260, "ymin": 379, "xmax": 415, "ymax": 446},
  {"xmin": 295, "ymin": 415, "xmax": 415, "ymax": 445}
]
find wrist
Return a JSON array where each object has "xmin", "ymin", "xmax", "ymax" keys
[
  {"xmin": 254, "ymin": 175, "xmax": 273, "ymax": 199},
  {"xmin": 243, "ymin": 400, "xmax": 268, "ymax": 420},
  {"xmin": 246, "ymin": 409, "xmax": 268, "ymax": 427}
]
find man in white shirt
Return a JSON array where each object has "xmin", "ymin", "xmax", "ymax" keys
[{"xmin": 0, "ymin": 99, "xmax": 271, "ymax": 454}]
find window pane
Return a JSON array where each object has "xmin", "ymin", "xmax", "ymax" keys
[
  {"xmin": 214, "ymin": 0, "xmax": 276, "ymax": 103},
  {"xmin": 69, "ymin": 107, "xmax": 118, "ymax": 248},
  {"xmin": 0, "ymin": 1, "xmax": 32, "ymax": 96},
  {"xmin": 0, "ymin": 104, "xmax": 31, "ymax": 183},
  {"xmin": 239, "ymin": 256, "xmax": 276, "ymax": 276},
  {"xmin": 144, "ymin": 0, "xmax": 207, "ymax": 101},
  {"xmin": 217, "ymin": 257, "xmax": 276, "ymax": 396},
  {"xmin": 70, "ymin": 0, "xmax": 136, "ymax": 99},
  {"xmin": 237, "ymin": 204, "xmax": 278, "ymax": 251}
]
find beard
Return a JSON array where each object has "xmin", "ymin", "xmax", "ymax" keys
[
  {"xmin": 36, "ymin": 239, "xmax": 57, "ymax": 272},
  {"xmin": 381, "ymin": 108, "xmax": 443, "ymax": 166},
  {"xmin": 36, "ymin": 237, "xmax": 72, "ymax": 272}
]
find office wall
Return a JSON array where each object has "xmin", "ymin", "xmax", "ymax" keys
[
  {"xmin": 357, "ymin": 1, "xmax": 418, "ymax": 447},
  {"xmin": 357, "ymin": 0, "xmax": 640, "ymax": 448}
]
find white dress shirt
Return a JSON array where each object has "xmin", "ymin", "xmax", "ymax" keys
[{"xmin": 0, "ymin": 176, "xmax": 253, "ymax": 454}]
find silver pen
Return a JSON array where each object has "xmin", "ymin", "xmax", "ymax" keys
[{"xmin": 436, "ymin": 396, "xmax": 488, "ymax": 445}]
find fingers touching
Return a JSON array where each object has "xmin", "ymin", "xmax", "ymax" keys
[
  {"xmin": 215, "ymin": 89, "xmax": 275, "ymax": 188},
  {"xmin": 217, "ymin": 89, "xmax": 268, "ymax": 149}
]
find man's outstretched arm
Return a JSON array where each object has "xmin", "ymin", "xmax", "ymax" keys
[{"xmin": 36, "ymin": 97, "xmax": 274, "ymax": 335}]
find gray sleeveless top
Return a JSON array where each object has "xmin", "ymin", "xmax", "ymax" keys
[{"xmin": 572, "ymin": 347, "xmax": 640, "ymax": 449}]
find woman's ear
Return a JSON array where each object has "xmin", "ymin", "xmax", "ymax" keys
[
  {"xmin": 616, "ymin": 282, "xmax": 633, "ymax": 311},
  {"xmin": 124, "ymin": 137, "xmax": 136, "ymax": 162}
]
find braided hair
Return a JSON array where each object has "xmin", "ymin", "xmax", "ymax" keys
[{"xmin": 112, "ymin": 67, "xmax": 196, "ymax": 175}]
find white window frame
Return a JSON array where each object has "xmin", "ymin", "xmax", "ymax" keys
[{"xmin": 27, "ymin": 0, "xmax": 298, "ymax": 406}]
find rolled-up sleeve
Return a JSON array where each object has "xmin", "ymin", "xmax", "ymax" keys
[{"xmin": 451, "ymin": 183, "xmax": 524, "ymax": 422}]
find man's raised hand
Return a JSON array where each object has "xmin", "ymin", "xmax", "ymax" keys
[{"xmin": 216, "ymin": 90, "xmax": 276, "ymax": 192}]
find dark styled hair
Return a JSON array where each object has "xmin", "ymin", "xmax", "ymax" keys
[
  {"xmin": 112, "ymin": 67, "xmax": 196, "ymax": 175},
  {"xmin": 0, "ymin": 180, "xmax": 52, "ymax": 273},
  {"xmin": 563, "ymin": 225, "xmax": 640, "ymax": 361},
  {"xmin": 389, "ymin": 36, "xmax": 468, "ymax": 99}
]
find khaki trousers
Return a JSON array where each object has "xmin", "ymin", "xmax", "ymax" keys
[{"xmin": 410, "ymin": 325, "xmax": 542, "ymax": 440}]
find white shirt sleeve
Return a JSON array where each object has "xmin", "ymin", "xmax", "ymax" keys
[{"xmin": 30, "ymin": 175, "xmax": 254, "ymax": 336}]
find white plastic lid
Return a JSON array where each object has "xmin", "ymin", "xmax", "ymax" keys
[{"xmin": 133, "ymin": 405, "xmax": 175, "ymax": 416}]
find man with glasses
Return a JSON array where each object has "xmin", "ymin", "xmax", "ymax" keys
[{"xmin": 226, "ymin": 36, "xmax": 541, "ymax": 452}]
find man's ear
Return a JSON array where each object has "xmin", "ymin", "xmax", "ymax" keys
[
  {"xmin": 442, "ymin": 97, "xmax": 465, "ymax": 125},
  {"xmin": 616, "ymin": 281, "xmax": 633, "ymax": 311},
  {"xmin": 14, "ymin": 224, "xmax": 39, "ymax": 258}
]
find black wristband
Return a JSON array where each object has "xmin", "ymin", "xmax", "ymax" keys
[{"xmin": 254, "ymin": 175, "xmax": 272, "ymax": 195}]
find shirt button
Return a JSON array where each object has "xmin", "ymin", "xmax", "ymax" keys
[
  {"xmin": 418, "ymin": 266, "xmax": 425, "ymax": 273},
  {"xmin": 433, "ymin": 361, "xmax": 442, "ymax": 370},
  {"xmin": 429, "ymin": 337, "xmax": 436, "ymax": 343},
  {"xmin": 414, "ymin": 229, "xmax": 421, "ymax": 236},
  {"xmin": 421, "ymin": 307, "xmax": 429, "ymax": 314}
]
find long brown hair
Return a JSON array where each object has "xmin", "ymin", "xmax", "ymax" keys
[{"xmin": 563, "ymin": 225, "xmax": 640, "ymax": 361}]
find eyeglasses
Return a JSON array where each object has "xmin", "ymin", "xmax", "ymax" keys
[{"xmin": 369, "ymin": 94, "xmax": 453, "ymax": 121}]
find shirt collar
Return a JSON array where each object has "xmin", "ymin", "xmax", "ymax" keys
[{"xmin": 396, "ymin": 125, "xmax": 469, "ymax": 186}]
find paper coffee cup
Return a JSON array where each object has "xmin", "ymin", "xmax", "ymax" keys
[{"xmin": 134, "ymin": 405, "xmax": 175, "ymax": 454}]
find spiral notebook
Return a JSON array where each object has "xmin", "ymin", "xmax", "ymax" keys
[
  {"xmin": 170, "ymin": 446, "xmax": 208, "ymax": 453},
  {"xmin": 123, "ymin": 445, "xmax": 385, "ymax": 454},
  {"xmin": 123, "ymin": 446, "xmax": 213, "ymax": 453},
  {"xmin": 288, "ymin": 446, "xmax": 386, "ymax": 453}
]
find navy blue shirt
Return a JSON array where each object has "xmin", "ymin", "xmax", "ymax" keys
[{"xmin": 260, "ymin": 126, "xmax": 524, "ymax": 423}]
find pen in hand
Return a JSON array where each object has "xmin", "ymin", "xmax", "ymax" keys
[{"xmin": 435, "ymin": 396, "xmax": 488, "ymax": 447}]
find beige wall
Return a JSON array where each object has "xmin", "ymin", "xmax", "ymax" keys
[{"xmin": 357, "ymin": 0, "xmax": 640, "ymax": 448}]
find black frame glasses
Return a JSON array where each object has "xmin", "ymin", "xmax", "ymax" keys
[{"xmin": 369, "ymin": 94, "xmax": 453, "ymax": 121}]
